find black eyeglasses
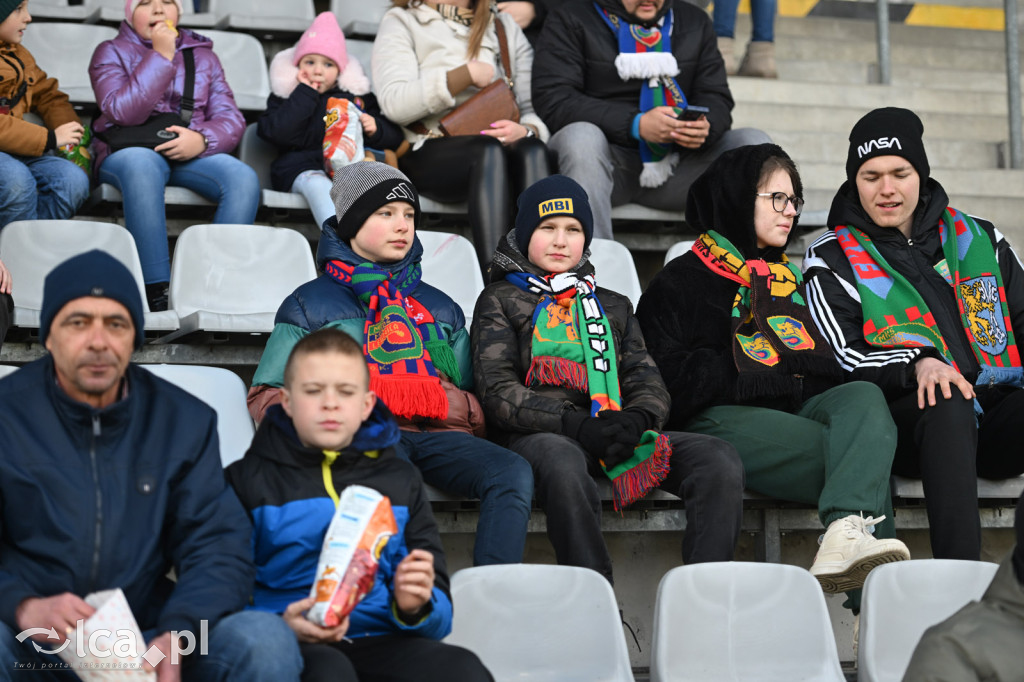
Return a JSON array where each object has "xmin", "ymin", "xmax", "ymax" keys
[{"xmin": 756, "ymin": 192, "xmax": 804, "ymax": 216}]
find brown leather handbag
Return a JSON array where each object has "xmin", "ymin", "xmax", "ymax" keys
[{"xmin": 436, "ymin": 19, "xmax": 520, "ymax": 137}]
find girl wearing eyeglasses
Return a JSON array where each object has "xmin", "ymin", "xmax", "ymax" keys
[{"xmin": 637, "ymin": 143, "xmax": 910, "ymax": 607}]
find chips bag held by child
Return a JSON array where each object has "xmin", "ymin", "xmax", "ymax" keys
[
  {"xmin": 307, "ymin": 485, "xmax": 398, "ymax": 627},
  {"xmin": 322, "ymin": 97, "xmax": 366, "ymax": 178}
]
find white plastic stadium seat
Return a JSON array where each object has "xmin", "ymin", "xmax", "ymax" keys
[
  {"xmin": 20, "ymin": 23, "xmax": 118, "ymax": 104},
  {"xmin": 858, "ymin": 559, "xmax": 999, "ymax": 682},
  {"xmin": 663, "ymin": 240, "xmax": 695, "ymax": 266},
  {"xmin": 162, "ymin": 224, "xmax": 316, "ymax": 340},
  {"xmin": 208, "ymin": 0, "xmax": 315, "ymax": 37},
  {"xmin": 445, "ymin": 564, "xmax": 634, "ymax": 682},
  {"xmin": 27, "ymin": 0, "xmax": 98, "ymax": 22},
  {"xmin": 650, "ymin": 563, "xmax": 845, "ymax": 682},
  {"xmin": 417, "ymin": 231, "xmax": 485, "ymax": 326},
  {"xmin": 0, "ymin": 220, "xmax": 178, "ymax": 331},
  {"xmin": 0, "ymin": 365, "xmax": 19, "ymax": 380},
  {"xmin": 332, "ymin": 0, "xmax": 390, "ymax": 37},
  {"xmin": 588, "ymin": 238, "xmax": 643, "ymax": 309},
  {"xmin": 141, "ymin": 364, "xmax": 255, "ymax": 467},
  {"xmin": 93, "ymin": 0, "xmax": 219, "ymax": 26},
  {"xmin": 237, "ymin": 123, "xmax": 313, "ymax": 216},
  {"xmin": 197, "ymin": 30, "xmax": 271, "ymax": 113}
]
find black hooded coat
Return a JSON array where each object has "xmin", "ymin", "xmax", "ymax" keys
[{"xmin": 636, "ymin": 143, "xmax": 840, "ymax": 429}]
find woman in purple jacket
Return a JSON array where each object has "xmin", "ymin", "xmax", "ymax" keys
[{"xmin": 89, "ymin": 0, "xmax": 260, "ymax": 311}]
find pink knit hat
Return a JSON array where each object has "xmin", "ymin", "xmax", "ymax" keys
[
  {"xmin": 125, "ymin": 0, "xmax": 184, "ymax": 22},
  {"xmin": 292, "ymin": 12, "xmax": 348, "ymax": 71}
]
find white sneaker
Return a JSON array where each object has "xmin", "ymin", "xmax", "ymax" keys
[{"xmin": 809, "ymin": 514, "xmax": 910, "ymax": 593}]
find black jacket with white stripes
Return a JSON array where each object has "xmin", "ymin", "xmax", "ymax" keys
[{"xmin": 802, "ymin": 178, "xmax": 1024, "ymax": 400}]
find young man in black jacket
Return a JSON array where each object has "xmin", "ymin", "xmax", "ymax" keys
[
  {"xmin": 804, "ymin": 107, "xmax": 1024, "ymax": 561},
  {"xmin": 0, "ymin": 251, "xmax": 297, "ymax": 680}
]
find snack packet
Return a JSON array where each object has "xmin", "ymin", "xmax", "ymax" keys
[
  {"xmin": 307, "ymin": 485, "xmax": 397, "ymax": 627},
  {"xmin": 322, "ymin": 98, "xmax": 365, "ymax": 178},
  {"xmin": 57, "ymin": 588, "xmax": 155, "ymax": 681},
  {"xmin": 59, "ymin": 125, "xmax": 92, "ymax": 176}
]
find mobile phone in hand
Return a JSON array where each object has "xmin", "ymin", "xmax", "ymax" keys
[{"xmin": 678, "ymin": 105, "xmax": 709, "ymax": 121}]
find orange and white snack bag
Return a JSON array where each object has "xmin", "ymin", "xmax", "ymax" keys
[
  {"xmin": 322, "ymin": 98, "xmax": 365, "ymax": 178},
  {"xmin": 307, "ymin": 485, "xmax": 397, "ymax": 627}
]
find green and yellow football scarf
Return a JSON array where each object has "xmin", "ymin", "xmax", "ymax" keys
[
  {"xmin": 835, "ymin": 207, "xmax": 1023, "ymax": 389},
  {"xmin": 506, "ymin": 270, "xmax": 670, "ymax": 510},
  {"xmin": 694, "ymin": 231, "xmax": 840, "ymax": 403},
  {"xmin": 324, "ymin": 259, "xmax": 462, "ymax": 421}
]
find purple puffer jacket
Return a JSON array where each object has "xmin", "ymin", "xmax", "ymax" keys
[{"xmin": 89, "ymin": 22, "xmax": 245, "ymax": 173}]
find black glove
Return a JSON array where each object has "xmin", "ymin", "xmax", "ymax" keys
[
  {"xmin": 561, "ymin": 410, "xmax": 609, "ymax": 458},
  {"xmin": 597, "ymin": 409, "xmax": 650, "ymax": 445}
]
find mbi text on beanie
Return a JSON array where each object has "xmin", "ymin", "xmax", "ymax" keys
[
  {"xmin": 514, "ymin": 175, "xmax": 595, "ymax": 255},
  {"xmin": 330, "ymin": 162, "xmax": 421, "ymax": 241}
]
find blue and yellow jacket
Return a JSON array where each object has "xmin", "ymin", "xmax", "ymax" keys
[{"xmin": 225, "ymin": 403, "xmax": 453, "ymax": 640}]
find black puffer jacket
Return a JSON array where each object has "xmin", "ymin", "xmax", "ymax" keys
[
  {"xmin": 637, "ymin": 143, "xmax": 840, "ymax": 429},
  {"xmin": 532, "ymin": 0, "xmax": 732, "ymax": 149},
  {"xmin": 803, "ymin": 179, "xmax": 1024, "ymax": 398},
  {"xmin": 471, "ymin": 234, "xmax": 670, "ymax": 444}
]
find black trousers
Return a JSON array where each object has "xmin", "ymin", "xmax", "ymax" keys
[
  {"xmin": 299, "ymin": 635, "xmax": 493, "ymax": 682},
  {"xmin": 507, "ymin": 431, "xmax": 745, "ymax": 583},
  {"xmin": 889, "ymin": 386, "xmax": 1024, "ymax": 560},
  {"xmin": 0, "ymin": 292, "xmax": 11, "ymax": 351},
  {"xmin": 399, "ymin": 135, "xmax": 551, "ymax": 269}
]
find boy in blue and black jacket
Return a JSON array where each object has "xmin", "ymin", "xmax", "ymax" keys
[{"xmin": 227, "ymin": 328, "xmax": 492, "ymax": 682}]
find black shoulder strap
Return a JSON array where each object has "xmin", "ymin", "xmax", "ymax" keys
[{"xmin": 180, "ymin": 48, "xmax": 196, "ymax": 125}]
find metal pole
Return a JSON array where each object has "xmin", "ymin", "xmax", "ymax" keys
[
  {"xmin": 877, "ymin": 0, "xmax": 892, "ymax": 85},
  {"xmin": 1007, "ymin": 0, "xmax": 1023, "ymax": 169}
]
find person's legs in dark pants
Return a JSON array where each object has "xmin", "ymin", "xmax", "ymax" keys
[
  {"xmin": 889, "ymin": 391, "xmax": 980, "ymax": 559},
  {"xmin": 659, "ymin": 431, "xmax": 744, "ymax": 564},
  {"xmin": 975, "ymin": 386, "xmax": 1024, "ymax": 479},
  {"xmin": 335, "ymin": 634, "xmax": 494, "ymax": 682},
  {"xmin": 400, "ymin": 136, "xmax": 514, "ymax": 268},
  {"xmin": 507, "ymin": 432, "xmax": 615, "ymax": 582},
  {"xmin": 0, "ymin": 292, "xmax": 12, "ymax": 352},
  {"xmin": 399, "ymin": 430, "xmax": 532, "ymax": 566},
  {"xmin": 299, "ymin": 642, "xmax": 358, "ymax": 682}
]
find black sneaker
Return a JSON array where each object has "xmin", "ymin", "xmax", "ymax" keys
[{"xmin": 145, "ymin": 282, "xmax": 169, "ymax": 312}]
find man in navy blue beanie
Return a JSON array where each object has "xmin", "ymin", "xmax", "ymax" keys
[{"xmin": 0, "ymin": 250, "xmax": 301, "ymax": 680}]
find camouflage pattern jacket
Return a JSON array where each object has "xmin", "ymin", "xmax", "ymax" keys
[{"xmin": 470, "ymin": 234, "xmax": 671, "ymax": 444}]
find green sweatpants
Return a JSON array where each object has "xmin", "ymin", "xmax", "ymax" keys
[{"xmin": 685, "ymin": 381, "xmax": 897, "ymax": 535}]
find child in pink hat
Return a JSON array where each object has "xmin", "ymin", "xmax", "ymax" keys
[{"xmin": 258, "ymin": 11, "xmax": 403, "ymax": 231}]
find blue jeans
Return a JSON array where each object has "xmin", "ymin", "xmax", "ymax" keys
[
  {"xmin": 290, "ymin": 170, "xmax": 335, "ymax": 232},
  {"xmin": 713, "ymin": 0, "xmax": 776, "ymax": 42},
  {"xmin": 98, "ymin": 148, "xmax": 260, "ymax": 283},
  {"xmin": 548, "ymin": 122, "xmax": 772, "ymax": 238},
  {"xmin": 0, "ymin": 610, "xmax": 302, "ymax": 682},
  {"xmin": 0, "ymin": 152, "xmax": 90, "ymax": 228},
  {"xmin": 398, "ymin": 430, "xmax": 533, "ymax": 566}
]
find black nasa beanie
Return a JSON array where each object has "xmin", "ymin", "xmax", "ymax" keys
[{"xmin": 846, "ymin": 107, "xmax": 930, "ymax": 186}]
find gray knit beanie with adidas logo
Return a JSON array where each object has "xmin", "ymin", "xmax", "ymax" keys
[{"xmin": 329, "ymin": 162, "xmax": 421, "ymax": 241}]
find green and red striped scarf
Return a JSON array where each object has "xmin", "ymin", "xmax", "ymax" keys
[
  {"xmin": 506, "ymin": 270, "xmax": 671, "ymax": 510},
  {"xmin": 835, "ymin": 207, "xmax": 1023, "ymax": 389},
  {"xmin": 324, "ymin": 259, "xmax": 462, "ymax": 420}
]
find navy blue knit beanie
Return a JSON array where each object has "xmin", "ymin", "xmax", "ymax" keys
[
  {"xmin": 514, "ymin": 175, "xmax": 594, "ymax": 255},
  {"xmin": 0, "ymin": 0, "xmax": 20, "ymax": 25},
  {"xmin": 41, "ymin": 250, "xmax": 145, "ymax": 349}
]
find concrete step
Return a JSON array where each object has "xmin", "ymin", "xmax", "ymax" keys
[
  {"xmin": 752, "ymin": 14, "xmax": 1022, "ymax": 53},
  {"xmin": 770, "ymin": 130, "xmax": 1001, "ymax": 168},
  {"xmin": 777, "ymin": 34, "xmax": 1014, "ymax": 71},
  {"xmin": 768, "ymin": 57, "xmax": 1024, "ymax": 91},
  {"xmin": 729, "ymin": 78, "xmax": 1008, "ymax": 116},
  {"xmin": 733, "ymin": 103, "xmax": 1012, "ymax": 142}
]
